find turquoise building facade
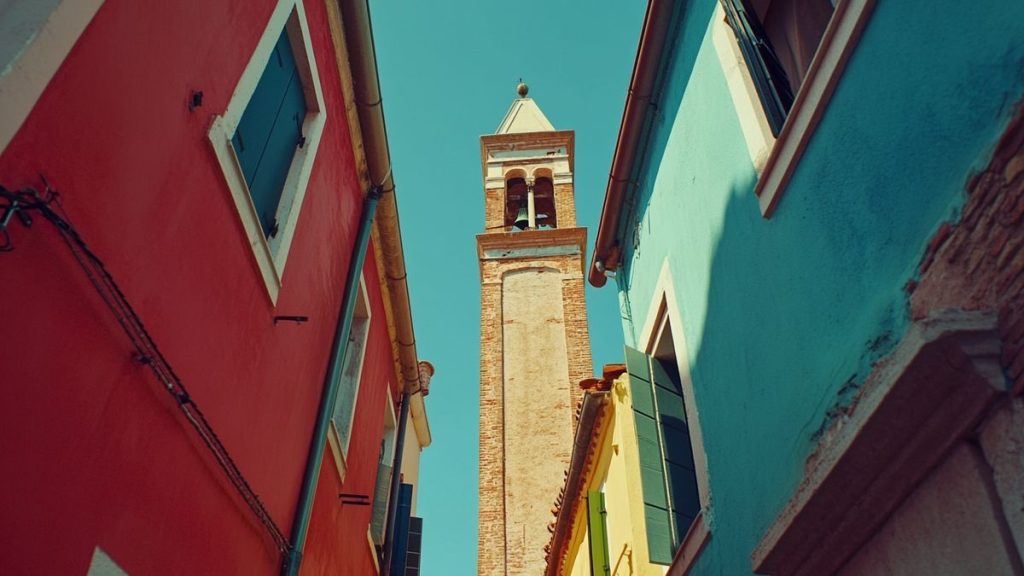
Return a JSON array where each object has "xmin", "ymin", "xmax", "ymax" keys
[{"xmin": 589, "ymin": 0, "xmax": 1024, "ymax": 574}]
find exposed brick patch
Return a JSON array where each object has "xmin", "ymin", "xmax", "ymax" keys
[
  {"xmin": 912, "ymin": 104, "xmax": 1024, "ymax": 395},
  {"xmin": 485, "ymin": 188, "xmax": 507, "ymax": 232},
  {"xmin": 554, "ymin": 183, "xmax": 577, "ymax": 228}
]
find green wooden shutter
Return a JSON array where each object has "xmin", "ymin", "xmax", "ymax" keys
[
  {"xmin": 627, "ymin": 346, "xmax": 702, "ymax": 565},
  {"xmin": 625, "ymin": 346, "xmax": 674, "ymax": 564},
  {"xmin": 586, "ymin": 491, "xmax": 611, "ymax": 576}
]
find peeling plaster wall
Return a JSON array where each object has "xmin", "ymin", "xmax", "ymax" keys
[{"xmin": 612, "ymin": 0, "xmax": 1024, "ymax": 573}]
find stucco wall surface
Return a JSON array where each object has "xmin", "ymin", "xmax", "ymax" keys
[
  {"xmin": 613, "ymin": 0, "xmax": 1024, "ymax": 573},
  {"xmin": 0, "ymin": 0, "xmax": 395, "ymax": 573}
]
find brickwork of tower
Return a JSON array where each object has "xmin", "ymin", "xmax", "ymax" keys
[{"xmin": 477, "ymin": 92, "xmax": 593, "ymax": 575}]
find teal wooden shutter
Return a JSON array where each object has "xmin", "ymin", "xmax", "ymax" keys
[
  {"xmin": 231, "ymin": 29, "xmax": 308, "ymax": 237},
  {"xmin": 586, "ymin": 491, "xmax": 611, "ymax": 576},
  {"xmin": 625, "ymin": 346, "xmax": 674, "ymax": 564},
  {"xmin": 626, "ymin": 346, "xmax": 702, "ymax": 564},
  {"xmin": 390, "ymin": 483, "xmax": 413, "ymax": 576}
]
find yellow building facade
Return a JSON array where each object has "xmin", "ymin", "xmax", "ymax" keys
[{"xmin": 547, "ymin": 365, "xmax": 709, "ymax": 576}]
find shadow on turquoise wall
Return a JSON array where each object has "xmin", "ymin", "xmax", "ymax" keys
[{"xmin": 611, "ymin": 0, "xmax": 1024, "ymax": 573}]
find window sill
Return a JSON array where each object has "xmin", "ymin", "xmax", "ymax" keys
[
  {"xmin": 667, "ymin": 511, "xmax": 711, "ymax": 576},
  {"xmin": 755, "ymin": 0, "xmax": 876, "ymax": 218},
  {"xmin": 751, "ymin": 311, "xmax": 1005, "ymax": 575}
]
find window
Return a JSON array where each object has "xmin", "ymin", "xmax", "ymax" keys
[
  {"xmin": 208, "ymin": 0, "xmax": 326, "ymax": 303},
  {"xmin": 586, "ymin": 490, "xmax": 611, "ymax": 576},
  {"xmin": 327, "ymin": 275, "xmax": 371, "ymax": 478},
  {"xmin": 370, "ymin": 394, "xmax": 398, "ymax": 549},
  {"xmin": 720, "ymin": 0, "xmax": 835, "ymax": 136},
  {"xmin": 716, "ymin": 0, "xmax": 874, "ymax": 217},
  {"xmin": 626, "ymin": 343, "xmax": 701, "ymax": 565},
  {"xmin": 231, "ymin": 28, "xmax": 308, "ymax": 239}
]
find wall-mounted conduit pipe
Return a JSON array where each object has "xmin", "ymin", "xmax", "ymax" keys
[{"xmin": 283, "ymin": 185, "xmax": 383, "ymax": 576}]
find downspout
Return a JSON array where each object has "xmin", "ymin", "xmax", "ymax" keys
[
  {"xmin": 283, "ymin": 184, "xmax": 384, "ymax": 576},
  {"xmin": 381, "ymin": 361, "xmax": 433, "ymax": 576},
  {"xmin": 381, "ymin": 390, "xmax": 411, "ymax": 576}
]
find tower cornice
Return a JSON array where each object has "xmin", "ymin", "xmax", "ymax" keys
[
  {"xmin": 479, "ymin": 130, "xmax": 575, "ymax": 180},
  {"xmin": 475, "ymin": 227, "xmax": 588, "ymax": 274}
]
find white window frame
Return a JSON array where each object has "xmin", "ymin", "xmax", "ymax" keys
[
  {"xmin": 713, "ymin": 0, "xmax": 876, "ymax": 218},
  {"xmin": 208, "ymin": 0, "xmax": 327, "ymax": 304},
  {"xmin": 326, "ymin": 274, "xmax": 371, "ymax": 481}
]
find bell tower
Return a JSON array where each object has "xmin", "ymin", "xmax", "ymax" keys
[{"xmin": 476, "ymin": 84, "xmax": 593, "ymax": 576}]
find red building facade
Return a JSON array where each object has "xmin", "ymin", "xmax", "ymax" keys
[{"xmin": 0, "ymin": 0, "xmax": 422, "ymax": 574}]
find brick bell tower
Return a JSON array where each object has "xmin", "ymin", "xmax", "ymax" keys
[{"xmin": 477, "ymin": 83, "xmax": 593, "ymax": 576}]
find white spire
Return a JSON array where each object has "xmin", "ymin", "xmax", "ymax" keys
[{"xmin": 495, "ymin": 97, "xmax": 555, "ymax": 134}]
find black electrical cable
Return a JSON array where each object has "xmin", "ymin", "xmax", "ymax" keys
[{"xmin": 0, "ymin": 186, "xmax": 291, "ymax": 555}]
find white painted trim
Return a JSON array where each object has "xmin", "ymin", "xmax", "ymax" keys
[
  {"xmin": 0, "ymin": 0, "xmax": 105, "ymax": 155},
  {"xmin": 326, "ymin": 420, "xmax": 348, "ymax": 484},
  {"xmin": 368, "ymin": 527, "xmax": 381, "ymax": 573},
  {"xmin": 711, "ymin": 3, "xmax": 776, "ymax": 173},
  {"xmin": 637, "ymin": 260, "xmax": 712, "ymax": 514},
  {"xmin": 207, "ymin": 0, "xmax": 327, "ymax": 304},
  {"xmin": 754, "ymin": 0, "xmax": 876, "ymax": 218},
  {"xmin": 383, "ymin": 387, "xmax": 398, "ymax": 462}
]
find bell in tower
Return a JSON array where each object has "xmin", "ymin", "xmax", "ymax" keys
[{"xmin": 476, "ymin": 84, "xmax": 593, "ymax": 576}]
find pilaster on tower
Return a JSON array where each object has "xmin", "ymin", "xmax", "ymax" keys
[{"xmin": 476, "ymin": 84, "xmax": 593, "ymax": 576}]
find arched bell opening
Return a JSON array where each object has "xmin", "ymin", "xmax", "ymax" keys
[
  {"xmin": 503, "ymin": 170, "xmax": 558, "ymax": 231},
  {"xmin": 532, "ymin": 176, "xmax": 557, "ymax": 229},
  {"xmin": 504, "ymin": 176, "xmax": 528, "ymax": 230}
]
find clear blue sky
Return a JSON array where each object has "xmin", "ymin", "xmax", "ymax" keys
[{"xmin": 370, "ymin": 3, "xmax": 646, "ymax": 573}]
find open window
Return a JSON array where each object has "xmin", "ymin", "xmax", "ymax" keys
[
  {"xmin": 720, "ymin": 0, "xmax": 835, "ymax": 136},
  {"xmin": 715, "ymin": 0, "xmax": 872, "ymax": 217},
  {"xmin": 626, "ymin": 335, "xmax": 701, "ymax": 565},
  {"xmin": 628, "ymin": 276, "xmax": 712, "ymax": 570}
]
